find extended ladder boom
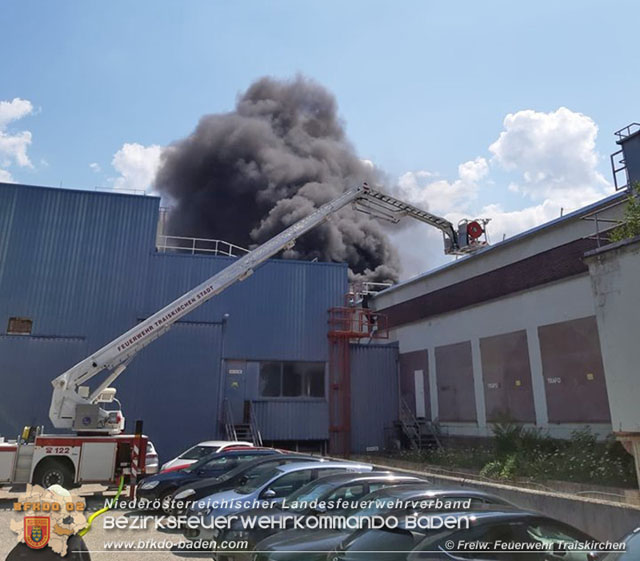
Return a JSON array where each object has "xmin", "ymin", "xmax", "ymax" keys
[{"xmin": 49, "ymin": 183, "xmax": 485, "ymax": 432}]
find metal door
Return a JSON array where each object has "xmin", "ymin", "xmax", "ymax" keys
[{"xmin": 224, "ymin": 360, "xmax": 247, "ymax": 423}]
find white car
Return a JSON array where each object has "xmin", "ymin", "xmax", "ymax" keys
[
  {"xmin": 145, "ymin": 441, "xmax": 159, "ymax": 475},
  {"xmin": 160, "ymin": 440, "xmax": 253, "ymax": 472}
]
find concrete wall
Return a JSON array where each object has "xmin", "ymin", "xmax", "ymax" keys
[
  {"xmin": 354, "ymin": 456, "xmax": 640, "ymax": 541},
  {"xmin": 382, "ymin": 274, "xmax": 612, "ymax": 439},
  {"xmin": 371, "ymin": 192, "xmax": 632, "ymax": 440},
  {"xmin": 586, "ymin": 237, "xmax": 640, "ymax": 434},
  {"xmin": 586, "ymin": 236, "xmax": 640, "ymax": 488}
]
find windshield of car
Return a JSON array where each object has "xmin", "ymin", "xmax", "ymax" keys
[
  {"xmin": 184, "ymin": 453, "xmax": 233, "ymax": 473},
  {"xmin": 235, "ymin": 467, "xmax": 282, "ymax": 494},
  {"xmin": 281, "ymin": 479, "xmax": 338, "ymax": 511},
  {"xmin": 336, "ymin": 487, "xmax": 407, "ymax": 519},
  {"xmin": 179, "ymin": 445, "xmax": 216, "ymax": 460},
  {"xmin": 214, "ymin": 458, "xmax": 281, "ymax": 486}
]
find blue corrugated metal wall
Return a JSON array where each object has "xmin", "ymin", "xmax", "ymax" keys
[
  {"xmin": 350, "ymin": 342, "xmax": 399, "ymax": 453},
  {"xmin": 0, "ymin": 183, "xmax": 348, "ymax": 461},
  {"xmin": 142, "ymin": 252, "xmax": 345, "ymax": 362},
  {"xmin": 117, "ymin": 323, "xmax": 223, "ymax": 459},
  {"xmin": 254, "ymin": 400, "xmax": 329, "ymax": 441}
]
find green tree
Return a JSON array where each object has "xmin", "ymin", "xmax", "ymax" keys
[{"xmin": 609, "ymin": 182, "xmax": 640, "ymax": 242}]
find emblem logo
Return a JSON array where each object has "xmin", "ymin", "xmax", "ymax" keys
[{"xmin": 24, "ymin": 516, "xmax": 50, "ymax": 549}]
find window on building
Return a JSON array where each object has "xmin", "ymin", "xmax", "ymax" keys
[
  {"xmin": 7, "ymin": 317, "xmax": 32, "ymax": 335},
  {"xmin": 259, "ymin": 361, "xmax": 325, "ymax": 398},
  {"xmin": 260, "ymin": 362, "xmax": 282, "ymax": 397}
]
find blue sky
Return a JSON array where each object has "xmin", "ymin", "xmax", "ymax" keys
[{"xmin": 2, "ymin": 0, "xmax": 639, "ymax": 275}]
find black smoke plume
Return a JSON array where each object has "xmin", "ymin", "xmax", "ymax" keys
[{"xmin": 154, "ymin": 76, "xmax": 400, "ymax": 282}]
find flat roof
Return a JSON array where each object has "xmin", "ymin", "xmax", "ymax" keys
[{"xmin": 0, "ymin": 181, "xmax": 160, "ymax": 200}]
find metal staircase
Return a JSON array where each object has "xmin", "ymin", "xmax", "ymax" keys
[
  {"xmin": 222, "ymin": 399, "xmax": 263, "ymax": 446},
  {"xmin": 398, "ymin": 398, "xmax": 441, "ymax": 451}
]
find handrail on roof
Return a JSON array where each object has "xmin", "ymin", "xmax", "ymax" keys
[
  {"xmin": 614, "ymin": 123, "xmax": 640, "ymax": 141},
  {"xmin": 157, "ymin": 234, "xmax": 250, "ymax": 257}
]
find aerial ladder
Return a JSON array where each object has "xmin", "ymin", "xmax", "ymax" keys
[{"xmin": 0, "ymin": 182, "xmax": 488, "ymax": 487}]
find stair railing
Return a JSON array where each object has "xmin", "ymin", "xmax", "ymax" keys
[
  {"xmin": 399, "ymin": 397, "xmax": 420, "ymax": 450},
  {"xmin": 222, "ymin": 398, "xmax": 238, "ymax": 441},
  {"xmin": 248, "ymin": 401, "xmax": 263, "ymax": 446}
]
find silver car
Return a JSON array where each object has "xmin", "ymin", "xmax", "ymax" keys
[
  {"xmin": 184, "ymin": 460, "xmax": 373, "ymax": 545},
  {"xmin": 145, "ymin": 441, "xmax": 159, "ymax": 475}
]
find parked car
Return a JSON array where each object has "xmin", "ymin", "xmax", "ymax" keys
[
  {"xmin": 214, "ymin": 471, "xmax": 428, "ymax": 560},
  {"xmin": 253, "ymin": 485, "xmax": 513, "ymax": 561},
  {"xmin": 145, "ymin": 441, "xmax": 159, "ymax": 475},
  {"xmin": 324, "ymin": 509, "xmax": 595, "ymax": 561},
  {"xmin": 184, "ymin": 461, "xmax": 373, "ymax": 546},
  {"xmin": 596, "ymin": 526, "xmax": 639, "ymax": 560},
  {"xmin": 137, "ymin": 448, "xmax": 279, "ymax": 507},
  {"xmin": 168, "ymin": 453, "xmax": 324, "ymax": 515},
  {"xmin": 160, "ymin": 440, "xmax": 253, "ymax": 471}
]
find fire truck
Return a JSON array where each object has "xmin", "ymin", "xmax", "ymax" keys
[{"xmin": 0, "ymin": 182, "xmax": 488, "ymax": 488}]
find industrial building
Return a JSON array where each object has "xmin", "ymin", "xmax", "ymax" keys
[
  {"xmin": 373, "ymin": 124, "xmax": 639, "ymax": 450},
  {"xmin": 0, "ymin": 182, "xmax": 398, "ymax": 461},
  {"xmin": 1, "ymin": 124, "xmax": 639, "ymax": 466},
  {"xmin": 374, "ymin": 191, "xmax": 625, "ymax": 440}
]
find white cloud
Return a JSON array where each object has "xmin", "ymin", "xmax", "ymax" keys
[
  {"xmin": 489, "ymin": 107, "xmax": 610, "ymax": 208},
  {"xmin": 391, "ymin": 158, "xmax": 488, "ymax": 278},
  {"xmin": 111, "ymin": 143, "xmax": 163, "ymax": 192},
  {"xmin": 396, "ymin": 157, "xmax": 488, "ymax": 216},
  {"xmin": 89, "ymin": 162, "xmax": 101, "ymax": 173},
  {"xmin": 478, "ymin": 200, "xmax": 561, "ymax": 244},
  {"xmin": 392, "ymin": 107, "xmax": 614, "ymax": 279},
  {"xmin": 0, "ymin": 98, "xmax": 34, "ymax": 178},
  {"xmin": 0, "ymin": 168, "xmax": 13, "ymax": 183},
  {"xmin": 0, "ymin": 98, "xmax": 33, "ymax": 129},
  {"xmin": 459, "ymin": 157, "xmax": 489, "ymax": 183}
]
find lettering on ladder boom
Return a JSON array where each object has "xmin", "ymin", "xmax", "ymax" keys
[{"xmin": 115, "ymin": 295, "xmax": 204, "ymax": 352}]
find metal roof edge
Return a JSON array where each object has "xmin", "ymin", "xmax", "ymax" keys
[
  {"xmin": 377, "ymin": 190, "xmax": 627, "ymax": 297},
  {"xmin": 0, "ymin": 181, "xmax": 161, "ymax": 200}
]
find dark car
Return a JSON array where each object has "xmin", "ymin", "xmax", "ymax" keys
[
  {"xmin": 253, "ymin": 485, "xmax": 513, "ymax": 561},
  {"xmin": 167, "ymin": 453, "xmax": 323, "ymax": 515},
  {"xmin": 325, "ymin": 509, "xmax": 596, "ymax": 561},
  {"xmin": 597, "ymin": 526, "xmax": 640, "ymax": 560},
  {"xmin": 215, "ymin": 471, "xmax": 428, "ymax": 560},
  {"xmin": 136, "ymin": 447, "xmax": 281, "ymax": 507}
]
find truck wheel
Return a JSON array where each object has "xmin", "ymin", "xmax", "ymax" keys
[{"xmin": 33, "ymin": 460, "xmax": 74, "ymax": 488}]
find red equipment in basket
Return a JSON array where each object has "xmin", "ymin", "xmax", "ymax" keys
[{"xmin": 467, "ymin": 220, "xmax": 484, "ymax": 239}]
